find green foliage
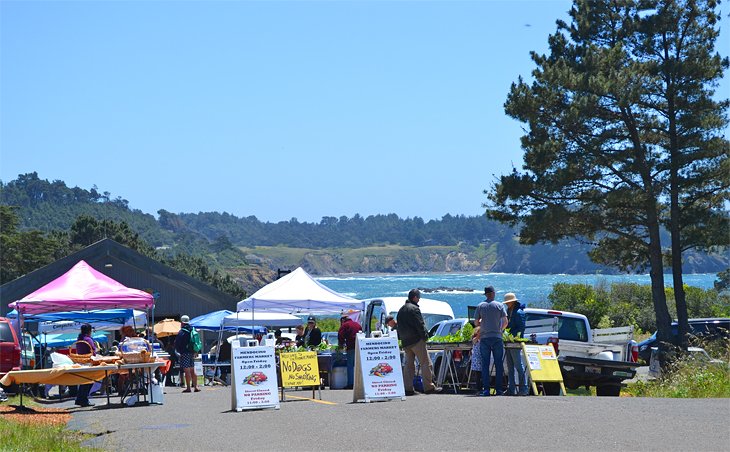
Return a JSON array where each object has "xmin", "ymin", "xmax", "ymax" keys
[
  {"xmin": 317, "ymin": 318, "xmax": 340, "ymax": 332},
  {"xmin": 548, "ymin": 282, "xmax": 729, "ymax": 332},
  {"xmin": 503, "ymin": 327, "xmax": 529, "ymax": 343},
  {"xmin": 715, "ymin": 269, "xmax": 730, "ymax": 292},
  {"xmin": 623, "ymin": 341, "xmax": 730, "ymax": 398},
  {"xmin": 0, "ymin": 206, "xmax": 63, "ymax": 284},
  {"xmin": 428, "ymin": 322, "xmax": 474, "ymax": 344}
]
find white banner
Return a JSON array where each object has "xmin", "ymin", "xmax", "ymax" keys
[
  {"xmin": 354, "ymin": 334, "xmax": 405, "ymax": 402},
  {"xmin": 231, "ymin": 345, "xmax": 279, "ymax": 411}
]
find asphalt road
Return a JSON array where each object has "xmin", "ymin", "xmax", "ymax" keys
[{"xmin": 62, "ymin": 385, "xmax": 730, "ymax": 451}]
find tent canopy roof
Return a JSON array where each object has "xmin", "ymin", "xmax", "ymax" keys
[
  {"xmin": 9, "ymin": 260, "xmax": 154, "ymax": 315},
  {"xmin": 222, "ymin": 311, "xmax": 302, "ymax": 328},
  {"xmin": 236, "ymin": 267, "xmax": 363, "ymax": 315}
]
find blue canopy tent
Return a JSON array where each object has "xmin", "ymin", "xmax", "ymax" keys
[
  {"xmin": 188, "ymin": 310, "xmax": 266, "ymax": 334},
  {"xmin": 39, "ymin": 332, "xmax": 110, "ymax": 349}
]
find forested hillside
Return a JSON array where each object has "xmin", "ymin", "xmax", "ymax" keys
[{"xmin": 1, "ymin": 172, "xmax": 726, "ymax": 276}]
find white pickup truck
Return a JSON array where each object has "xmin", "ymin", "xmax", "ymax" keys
[{"xmin": 523, "ymin": 308, "xmax": 639, "ymax": 396}]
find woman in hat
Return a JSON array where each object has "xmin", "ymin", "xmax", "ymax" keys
[
  {"xmin": 503, "ymin": 293, "xmax": 529, "ymax": 396},
  {"xmin": 303, "ymin": 316, "xmax": 322, "ymax": 349}
]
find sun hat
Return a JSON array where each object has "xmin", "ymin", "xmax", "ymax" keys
[
  {"xmin": 180, "ymin": 315, "xmax": 190, "ymax": 323},
  {"xmin": 503, "ymin": 293, "xmax": 519, "ymax": 304}
]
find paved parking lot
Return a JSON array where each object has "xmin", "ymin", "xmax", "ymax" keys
[{"xmin": 63, "ymin": 385, "xmax": 730, "ymax": 451}]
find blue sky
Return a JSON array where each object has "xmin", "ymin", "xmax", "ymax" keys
[{"xmin": 1, "ymin": 1, "xmax": 727, "ymax": 223}]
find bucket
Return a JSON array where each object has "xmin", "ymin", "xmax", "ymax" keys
[{"xmin": 330, "ymin": 366, "xmax": 347, "ymax": 389}]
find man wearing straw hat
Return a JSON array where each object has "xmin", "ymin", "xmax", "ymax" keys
[{"xmin": 503, "ymin": 292, "xmax": 529, "ymax": 396}]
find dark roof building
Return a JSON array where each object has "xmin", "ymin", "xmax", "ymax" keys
[{"xmin": 0, "ymin": 238, "xmax": 239, "ymax": 318}]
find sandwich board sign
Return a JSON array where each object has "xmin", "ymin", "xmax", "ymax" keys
[
  {"xmin": 280, "ymin": 350, "xmax": 321, "ymax": 400},
  {"xmin": 353, "ymin": 332, "xmax": 405, "ymax": 403},
  {"xmin": 522, "ymin": 343, "xmax": 566, "ymax": 396},
  {"xmin": 231, "ymin": 342, "xmax": 280, "ymax": 411}
]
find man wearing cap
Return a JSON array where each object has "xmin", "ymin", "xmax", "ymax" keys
[
  {"xmin": 304, "ymin": 316, "xmax": 322, "ymax": 349},
  {"xmin": 397, "ymin": 289, "xmax": 441, "ymax": 395},
  {"xmin": 338, "ymin": 313, "xmax": 362, "ymax": 389},
  {"xmin": 174, "ymin": 315, "xmax": 200, "ymax": 393},
  {"xmin": 474, "ymin": 286, "xmax": 508, "ymax": 396},
  {"xmin": 503, "ymin": 293, "xmax": 529, "ymax": 396}
]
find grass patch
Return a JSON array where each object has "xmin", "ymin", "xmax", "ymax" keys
[
  {"xmin": 0, "ymin": 396, "xmax": 102, "ymax": 452},
  {"xmin": 623, "ymin": 343, "xmax": 730, "ymax": 398}
]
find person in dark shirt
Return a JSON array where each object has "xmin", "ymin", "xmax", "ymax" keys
[
  {"xmin": 74, "ymin": 324, "xmax": 97, "ymax": 406},
  {"xmin": 337, "ymin": 313, "xmax": 362, "ymax": 389},
  {"xmin": 174, "ymin": 315, "xmax": 200, "ymax": 393},
  {"xmin": 303, "ymin": 316, "xmax": 322, "ymax": 349},
  {"xmin": 397, "ymin": 289, "xmax": 441, "ymax": 395}
]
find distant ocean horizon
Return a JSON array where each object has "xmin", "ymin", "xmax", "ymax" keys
[{"xmin": 316, "ymin": 272, "xmax": 719, "ymax": 319}]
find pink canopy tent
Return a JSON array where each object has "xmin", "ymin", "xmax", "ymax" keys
[{"xmin": 8, "ymin": 260, "xmax": 154, "ymax": 315}]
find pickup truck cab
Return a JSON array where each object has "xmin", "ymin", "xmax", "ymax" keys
[
  {"xmin": 0, "ymin": 317, "xmax": 22, "ymax": 379},
  {"xmin": 523, "ymin": 308, "xmax": 638, "ymax": 396}
]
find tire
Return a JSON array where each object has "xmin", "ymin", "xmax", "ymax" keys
[
  {"xmin": 542, "ymin": 382, "xmax": 561, "ymax": 395},
  {"xmin": 596, "ymin": 384, "xmax": 621, "ymax": 397}
]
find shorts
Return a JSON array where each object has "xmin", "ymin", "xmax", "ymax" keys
[{"xmin": 179, "ymin": 352, "xmax": 194, "ymax": 369}]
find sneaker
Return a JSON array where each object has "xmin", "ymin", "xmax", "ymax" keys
[
  {"xmin": 424, "ymin": 387, "xmax": 443, "ymax": 394},
  {"xmin": 480, "ymin": 390, "xmax": 491, "ymax": 397},
  {"xmin": 405, "ymin": 390, "xmax": 421, "ymax": 396}
]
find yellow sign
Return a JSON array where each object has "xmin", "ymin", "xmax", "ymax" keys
[
  {"xmin": 522, "ymin": 343, "xmax": 566, "ymax": 395},
  {"xmin": 280, "ymin": 351, "xmax": 320, "ymax": 388}
]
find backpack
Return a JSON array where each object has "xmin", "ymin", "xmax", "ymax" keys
[{"xmin": 188, "ymin": 327, "xmax": 202, "ymax": 353}]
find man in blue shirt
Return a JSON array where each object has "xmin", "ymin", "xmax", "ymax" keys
[{"xmin": 474, "ymin": 286, "xmax": 507, "ymax": 396}]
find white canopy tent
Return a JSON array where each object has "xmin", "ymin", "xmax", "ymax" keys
[
  {"xmin": 222, "ymin": 311, "xmax": 302, "ymax": 328},
  {"xmin": 236, "ymin": 267, "xmax": 364, "ymax": 315}
]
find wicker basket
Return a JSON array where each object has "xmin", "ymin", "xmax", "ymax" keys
[
  {"xmin": 69, "ymin": 341, "xmax": 94, "ymax": 364},
  {"xmin": 119, "ymin": 349, "xmax": 155, "ymax": 364},
  {"xmin": 119, "ymin": 338, "xmax": 154, "ymax": 364}
]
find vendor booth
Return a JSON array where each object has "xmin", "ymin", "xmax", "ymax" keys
[
  {"xmin": 235, "ymin": 269, "xmax": 363, "ymax": 392},
  {"xmin": 3, "ymin": 260, "xmax": 160, "ymax": 407},
  {"xmin": 236, "ymin": 267, "xmax": 364, "ymax": 315}
]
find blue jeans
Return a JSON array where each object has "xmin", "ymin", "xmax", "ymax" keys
[
  {"xmin": 480, "ymin": 337, "xmax": 504, "ymax": 395},
  {"xmin": 346, "ymin": 349, "xmax": 356, "ymax": 388},
  {"xmin": 506, "ymin": 347, "xmax": 528, "ymax": 395}
]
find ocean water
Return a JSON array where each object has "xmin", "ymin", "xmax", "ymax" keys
[{"xmin": 317, "ymin": 272, "xmax": 719, "ymax": 319}]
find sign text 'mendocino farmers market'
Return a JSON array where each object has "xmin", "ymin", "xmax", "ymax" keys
[
  {"xmin": 231, "ymin": 344, "xmax": 280, "ymax": 411},
  {"xmin": 353, "ymin": 333, "xmax": 405, "ymax": 402}
]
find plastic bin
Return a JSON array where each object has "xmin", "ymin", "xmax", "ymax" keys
[{"xmin": 330, "ymin": 366, "xmax": 347, "ymax": 389}]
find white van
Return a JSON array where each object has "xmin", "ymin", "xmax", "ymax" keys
[{"xmin": 361, "ymin": 297, "xmax": 455, "ymax": 336}]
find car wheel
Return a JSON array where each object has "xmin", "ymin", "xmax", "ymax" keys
[
  {"xmin": 596, "ymin": 384, "xmax": 621, "ymax": 396},
  {"xmin": 541, "ymin": 382, "xmax": 561, "ymax": 395}
]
